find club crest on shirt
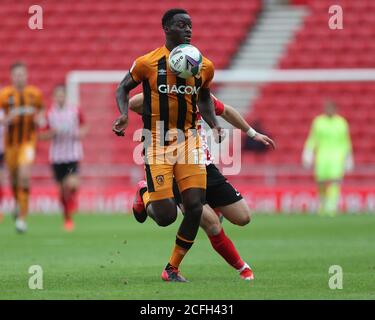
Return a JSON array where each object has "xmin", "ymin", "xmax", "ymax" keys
[{"xmin": 156, "ymin": 175, "xmax": 164, "ymax": 185}]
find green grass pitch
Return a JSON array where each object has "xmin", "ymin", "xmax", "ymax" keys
[{"xmin": 0, "ymin": 213, "xmax": 374, "ymax": 299}]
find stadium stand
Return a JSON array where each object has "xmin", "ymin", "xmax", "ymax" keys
[
  {"xmin": 242, "ymin": 0, "xmax": 375, "ymax": 187},
  {"xmin": 0, "ymin": 0, "xmax": 261, "ymax": 188},
  {"xmin": 280, "ymin": 0, "xmax": 375, "ymax": 69},
  {"xmin": 0, "ymin": 0, "xmax": 260, "ymax": 97},
  {"xmin": 1, "ymin": 0, "xmax": 373, "ymax": 192}
]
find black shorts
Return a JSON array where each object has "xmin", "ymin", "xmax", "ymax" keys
[
  {"xmin": 52, "ymin": 162, "xmax": 79, "ymax": 183},
  {"xmin": 173, "ymin": 164, "xmax": 243, "ymax": 209},
  {"xmin": 0, "ymin": 153, "xmax": 4, "ymax": 168}
]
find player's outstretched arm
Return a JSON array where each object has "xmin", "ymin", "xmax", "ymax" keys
[
  {"xmin": 113, "ymin": 72, "xmax": 139, "ymax": 136},
  {"xmin": 34, "ymin": 90, "xmax": 46, "ymax": 128},
  {"xmin": 198, "ymin": 88, "xmax": 223, "ymax": 142},
  {"xmin": 221, "ymin": 103, "xmax": 275, "ymax": 149},
  {"xmin": 78, "ymin": 123, "xmax": 89, "ymax": 139}
]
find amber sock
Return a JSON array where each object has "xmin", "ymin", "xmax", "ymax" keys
[
  {"xmin": 17, "ymin": 187, "xmax": 30, "ymax": 220},
  {"xmin": 168, "ymin": 234, "xmax": 194, "ymax": 269}
]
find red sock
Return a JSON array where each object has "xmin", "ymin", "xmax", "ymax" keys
[
  {"xmin": 66, "ymin": 189, "xmax": 78, "ymax": 215},
  {"xmin": 60, "ymin": 192, "xmax": 69, "ymax": 221},
  {"xmin": 213, "ymin": 208, "xmax": 221, "ymax": 217},
  {"xmin": 208, "ymin": 228, "xmax": 245, "ymax": 270}
]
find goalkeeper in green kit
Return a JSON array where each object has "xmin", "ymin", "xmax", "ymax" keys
[{"xmin": 302, "ymin": 100, "xmax": 354, "ymax": 216}]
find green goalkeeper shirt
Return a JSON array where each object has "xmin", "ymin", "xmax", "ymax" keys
[{"xmin": 304, "ymin": 114, "xmax": 352, "ymax": 167}]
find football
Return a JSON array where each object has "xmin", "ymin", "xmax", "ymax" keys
[{"xmin": 168, "ymin": 44, "xmax": 203, "ymax": 79}]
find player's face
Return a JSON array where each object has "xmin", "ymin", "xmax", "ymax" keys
[
  {"xmin": 324, "ymin": 102, "xmax": 336, "ymax": 116},
  {"xmin": 54, "ymin": 88, "xmax": 66, "ymax": 106},
  {"xmin": 11, "ymin": 66, "xmax": 27, "ymax": 89},
  {"xmin": 168, "ymin": 14, "xmax": 192, "ymax": 45}
]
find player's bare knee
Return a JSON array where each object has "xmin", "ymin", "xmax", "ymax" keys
[
  {"xmin": 156, "ymin": 205, "xmax": 177, "ymax": 227},
  {"xmin": 65, "ymin": 178, "xmax": 79, "ymax": 192},
  {"xmin": 155, "ymin": 214, "xmax": 176, "ymax": 227},
  {"xmin": 200, "ymin": 207, "xmax": 221, "ymax": 236},
  {"xmin": 200, "ymin": 217, "xmax": 220, "ymax": 236},
  {"xmin": 228, "ymin": 203, "xmax": 252, "ymax": 226},
  {"xmin": 147, "ymin": 198, "xmax": 176, "ymax": 226},
  {"xmin": 18, "ymin": 176, "xmax": 30, "ymax": 189},
  {"xmin": 235, "ymin": 210, "xmax": 251, "ymax": 226},
  {"xmin": 205, "ymin": 222, "xmax": 221, "ymax": 236},
  {"xmin": 239, "ymin": 213, "xmax": 251, "ymax": 226}
]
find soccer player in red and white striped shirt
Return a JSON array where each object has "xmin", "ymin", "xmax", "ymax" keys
[
  {"xmin": 129, "ymin": 93, "xmax": 275, "ymax": 281},
  {"xmin": 39, "ymin": 85, "xmax": 88, "ymax": 231}
]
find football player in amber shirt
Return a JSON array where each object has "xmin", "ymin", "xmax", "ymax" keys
[
  {"xmin": 112, "ymin": 8, "xmax": 223, "ymax": 282},
  {"xmin": 0, "ymin": 62, "xmax": 45, "ymax": 233}
]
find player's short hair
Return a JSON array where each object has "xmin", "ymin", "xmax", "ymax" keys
[
  {"xmin": 162, "ymin": 8, "xmax": 188, "ymax": 28},
  {"xmin": 322, "ymin": 98, "xmax": 336, "ymax": 106},
  {"xmin": 53, "ymin": 84, "xmax": 66, "ymax": 92},
  {"xmin": 10, "ymin": 61, "xmax": 26, "ymax": 72}
]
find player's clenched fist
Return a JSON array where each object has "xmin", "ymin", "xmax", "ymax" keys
[{"xmin": 112, "ymin": 114, "xmax": 129, "ymax": 136}]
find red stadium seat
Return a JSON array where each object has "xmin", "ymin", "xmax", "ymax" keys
[
  {"xmin": 0, "ymin": 0, "xmax": 262, "ymax": 187},
  {"xmin": 258, "ymin": 0, "xmax": 375, "ymax": 184},
  {"xmin": 245, "ymin": 78, "xmax": 375, "ymax": 186},
  {"xmin": 280, "ymin": 0, "xmax": 375, "ymax": 69}
]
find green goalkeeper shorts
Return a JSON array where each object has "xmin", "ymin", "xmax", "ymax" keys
[{"xmin": 315, "ymin": 157, "xmax": 345, "ymax": 182}]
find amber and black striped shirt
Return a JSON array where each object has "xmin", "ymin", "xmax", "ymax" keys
[
  {"xmin": 129, "ymin": 46, "xmax": 214, "ymax": 141},
  {"xmin": 0, "ymin": 85, "xmax": 43, "ymax": 147}
]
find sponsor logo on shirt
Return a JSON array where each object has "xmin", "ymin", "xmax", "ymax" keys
[{"xmin": 158, "ymin": 84, "xmax": 200, "ymax": 95}]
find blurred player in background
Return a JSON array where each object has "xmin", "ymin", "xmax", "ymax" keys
[
  {"xmin": 113, "ymin": 8, "xmax": 222, "ymax": 282},
  {"xmin": 39, "ymin": 85, "xmax": 88, "ymax": 231},
  {"xmin": 130, "ymin": 92, "xmax": 275, "ymax": 280},
  {"xmin": 302, "ymin": 100, "xmax": 354, "ymax": 216},
  {"xmin": 0, "ymin": 62, "xmax": 45, "ymax": 233}
]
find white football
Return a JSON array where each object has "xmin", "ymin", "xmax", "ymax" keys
[{"xmin": 168, "ymin": 44, "xmax": 203, "ymax": 79}]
